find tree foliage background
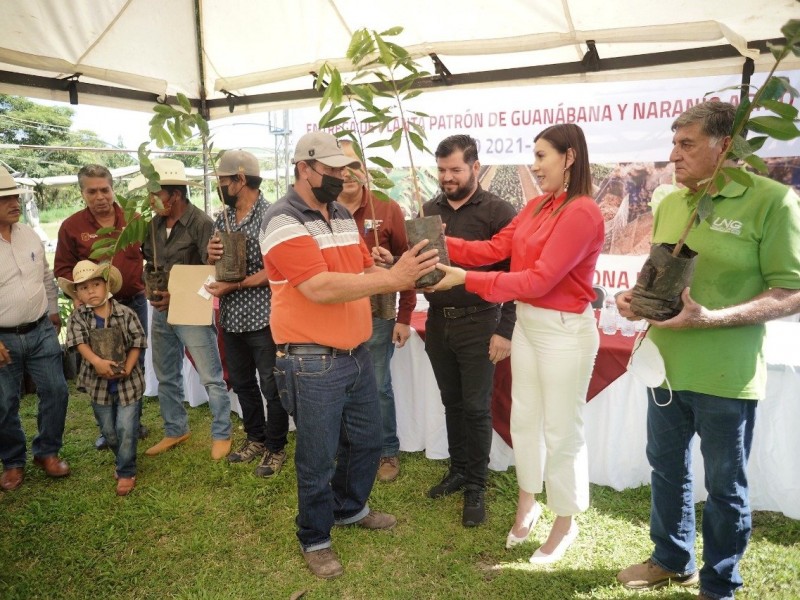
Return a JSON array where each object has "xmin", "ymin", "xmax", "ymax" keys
[{"xmin": 0, "ymin": 94, "xmax": 136, "ymax": 211}]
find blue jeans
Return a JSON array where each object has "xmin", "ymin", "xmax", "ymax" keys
[
  {"xmin": 275, "ymin": 344, "xmax": 381, "ymax": 552},
  {"xmin": 223, "ymin": 327, "xmax": 288, "ymax": 452},
  {"xmin": 648, "ymin": 388, "xmax": 757, "ymax": 600},
  {"xmin": 364, "ymin": 317, "xmax": 399, "ymax": 457},
  {"xmin": 424, "ymin": 307, "xmax": 499, "ymax": 488},
  {"xmin": 93, "ymin": 397, "xmax": 140, "ymax": 478},
  {"xmin": 150, "ymin": 308, "xmax": 231, "ymax": 440},
  {"xmin": 0, "ymin": 318, "xmax": 69, "ymax": 468}
]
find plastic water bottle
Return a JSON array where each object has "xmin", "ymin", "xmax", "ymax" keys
[
  {"xmin": 618, "ymin": 313, "xmax": 636, "ymax": 337},
  {"xmin": 599, "ymin": 297, "xmax": 618, "ymax": 335}
]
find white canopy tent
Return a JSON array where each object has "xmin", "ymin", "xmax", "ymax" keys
[{"xmin": 1, "ymin": 0, "xmax": 798, "ymax": 119}]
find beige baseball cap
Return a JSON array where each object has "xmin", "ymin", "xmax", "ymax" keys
[{"xmin": 292, "ymin": 132, "xmax": 360, "ymax": 168}]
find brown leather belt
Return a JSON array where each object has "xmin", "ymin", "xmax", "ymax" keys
[{"xmin": 0, "ymin": 313, "xmax": 47, "ymax": 334}]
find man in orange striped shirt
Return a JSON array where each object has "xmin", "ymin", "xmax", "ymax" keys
[{"xmin": 260, "ymin": 131, "xmax": 438, "ymax": 580}]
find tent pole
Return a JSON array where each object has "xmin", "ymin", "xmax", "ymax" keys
[{"xmin": 194, "ymin": 0, "xmax": 210, "ymax": 213}]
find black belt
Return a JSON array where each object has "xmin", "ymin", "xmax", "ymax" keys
[
  {"xmin": 0, "ymin": 313, "xmax": 47, "ymax": 335},
  {"xmin": 281, "ymin": 343, "xmax": 356, "ymax": 357},
  {"xmin": 432, "ymin": 304, "xmax": 499, "ymax": 319}
]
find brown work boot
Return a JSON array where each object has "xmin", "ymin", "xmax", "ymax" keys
[
  {"xmin": 33, "ymin": 455, "xmax": 70, "ymax": 477},
  {"xmin": 1, "ymin": 467, "xmax": 24, "ymax": 491},
  {"xmin": 302, "ymin": 547, "xmax": 344, "ymax": 579},
  {"xmin": 211, "ymin": 439, "xmax": 232, "ymax": 460},
  {"xmin": 227, "ymin": 439, "xmax": 265, "ymax": 463},
  {"xmin": 116, "ymin": 476, "xmax": 136, "ymax": 496},
  {"xmin": 354, "ymin": 510, "xmax": 397, "ymax": 530},
  {"xmin": 145, "ymin": 433, "xmax": 191, "ymax": 456},
  {"xmin": 254, "ymin": 449, "xmax": 286, "ymax": 478},
  {"xmin": 377, "ymin": 456, "xmax": 400, "ymax": 482},
  {"xmin": 617, "ymin": 558, "xmax": 699, "ymax": 590}
]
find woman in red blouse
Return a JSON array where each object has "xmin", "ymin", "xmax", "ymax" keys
[{"xmin": 431, "ymin": 123, "xmax": 604, "ymax": 564}]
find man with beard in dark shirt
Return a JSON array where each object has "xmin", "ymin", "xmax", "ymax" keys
[{"xmin": 422, "ymin": 134, "xmax": 517, "ymax": 527}]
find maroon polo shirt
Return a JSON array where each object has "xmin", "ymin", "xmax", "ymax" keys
[{"xmin": 55, "ymin": 203, "xmax": 145, "ymax": 301}]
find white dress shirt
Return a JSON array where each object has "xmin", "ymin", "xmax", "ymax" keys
[{"xmin": 0, "ymin": 222, "xmax": 59, "ymax": 327}]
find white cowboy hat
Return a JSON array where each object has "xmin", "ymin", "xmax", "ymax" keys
[
  {"xmin": 0, "ymin": 166, "xmax": 21, "ymax": 198},
  {"xmin": 128, "ymin": 158, "xmax": 202, "ymax": 191},
  {"xmin": 58, "ymin": 260, "xmax": 123, "ymax": 301}
]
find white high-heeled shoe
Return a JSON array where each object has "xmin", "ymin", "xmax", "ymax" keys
[
  {"xmin": 528, "ymin": 524, "xmax": 579, "ymax": 565},
  {"xmin": 505, "ymin": 502, "xmax": 542, "ymax": 549}
]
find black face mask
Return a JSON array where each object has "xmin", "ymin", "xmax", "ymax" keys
[
  {"xmin": 310, "ymin": 172, "xmax": 344, "ymax": 205},
  {"xmin": 220, "ymin": 178, "xmax": 240, "ymax": 207}
]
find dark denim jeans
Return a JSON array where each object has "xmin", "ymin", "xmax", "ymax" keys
[
  {"xmin": 364, "ymin": 317, "xmax": 399, "ymax": 457},
  {"xmin": 274, "ymin": 344, "xmax": 380, "ymax": 552},
  {"xmin": 93, "ymin": 397, "xmax": 140, "ymax": 478},
  {"xmin": 648, "ymin": 388, "xmax": 757, "ymax": 600},
  {"xmin": 0, "ymin": 318, "xmax": 69, "ymax": 468},
  {"xmin": 424, "ymin": 307, "xmax": 499, "ymax": 488},
  {"xmin": 223, "ymin": 327, "xmax": 288, "ymax": 452}
]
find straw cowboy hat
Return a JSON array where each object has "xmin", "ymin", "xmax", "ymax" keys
[
  {"xmin": 127, "ymin": 158, "xmax": 202, "ymax": 191},
  {"xmin": 0, "ymin": 166, "xmax": 22, "ymax": 198},
  {"xmin": 58, "ymin": 260, "xmax": 123, "ymax": 301}
]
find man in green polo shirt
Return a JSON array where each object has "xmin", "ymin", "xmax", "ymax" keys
[{"xmin": 615, "ymin": 101, "xmax": 800, "ymax": 600}]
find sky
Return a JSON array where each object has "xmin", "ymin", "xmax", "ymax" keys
[{"xmin": 39, "ymin": 99, "xmax": 287, "ymax": 156}]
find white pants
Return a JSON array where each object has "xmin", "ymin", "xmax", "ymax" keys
[{"xmin": 510, "ymin": 303, "xmax": 599, "ymax": 516}]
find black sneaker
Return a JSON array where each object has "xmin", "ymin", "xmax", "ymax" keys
[
  {"xmin": 95, "ymin": 434, "xmax": 109, "ymax": 451},
  {"xmin": 138, "ymin": 424, "xmax": 149, "ymax": 440},
  {"xmin": 462, "ymin": 487, "xmax": 486, "ymax": 527},
  {"xmin": 427, "ymin": 470, "xmax": 466, "ymax": 498}
]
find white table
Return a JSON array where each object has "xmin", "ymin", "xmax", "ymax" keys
[
  {"xmin": 392, "ymin": 315, "xmax": 800, "ymax": 520},
  {"xmin": 144, "ymin": 303, "xmax": 800, "ymax": 520}
]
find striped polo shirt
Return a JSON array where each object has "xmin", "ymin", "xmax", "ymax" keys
[{"xmin": 259, "ymin": 187, "xmax": 373, "ymax": 348}]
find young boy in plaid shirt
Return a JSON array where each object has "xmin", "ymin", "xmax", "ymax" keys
[{"xmin": 59, "ymin": 261, "xmax": 147, "ymax": 496}]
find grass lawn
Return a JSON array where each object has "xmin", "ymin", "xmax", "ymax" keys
[{"xmin": 1, "ymin": 387, "xmax": 798, "ymax": 600}]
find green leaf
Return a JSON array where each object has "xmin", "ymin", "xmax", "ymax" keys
[
  {"xmin": 780, "ymin": 19, "xmax": 800, "ymax": 42},
  {"xmin": 696, "ymin": 193, "xmax": 714, "ymax": 222},
  {"xmin": 153, "ymin": 104, "xmax": 173, "ymax": 115},
  {"xmin": 95, "ymin": 226, "xmax": 117, "ymax": 236},
  {"xmin": 403, "ymin": 90, "xmax": 423, "ymax": 101},
  {"xmin": 409, "ymin": 110, "xmax": 431, "ymax": 118},
  {"xmin": 91, "ymin": 237, "xmax": 118, "ymax": 249},
  {"xmin": 177, "ymin": 93, "xmax": 191, "ymax": 113},
  {"xmin": 732, "ymin": 96, "xmax": 750, "ymax": 134},
  {"xmin": 379, "ymin": 26, "xmax": 403, "ymax": 37},
  {"xmin": 374, "ymin": 34, "xmax": 394, "ymax": 66},
  {"xmin": 389, "ymin": 129, "xmax": 403, "ymax": 152},
  {"xmin": 371, "ymin": 177, "xmax": 395, "ymax": 189},
  {"xmin": 372, "ymin": 190, "xmax": 393, "ymax": 202},
  {"xmin": 712, "ymin": 172, "xmax": 727, "ymax": 193},
  {"xmin": 761, "ymin": 99, "xmax": 798, "ymax": 120},
  {"xmin": 408, "ymin": 131, "xmax": 425, "ymax": 152},
  {"xmin": 747, "ymin": 115, "xmax": 800, "ymax": 140},
  {"xmin": 747, "ymin": 136, "xmax": 768, "ymax": 153},
  {"xmin": 319, "ymin": 105, "xmax": 343, "ymax": 129},
  {"xmin": 759, "ymin": 77, "xmax": 791, "ymax": 103},
  {"xmin": 368, "ymin": 156, "xmax": 393, "ymax": 168},
  {"xmin": 722, "ymin": 167, "xmax": 753, "ymax": 187},
  {"xmin": 744, "ymin": 153, "xmax": 769, "ymax": 173},
  {"xmin": 367, "ymin": 138, "xmax": 396, "ymax": 148}
]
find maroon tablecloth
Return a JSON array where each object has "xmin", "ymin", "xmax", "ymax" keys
[{"xmin": 409, "ymin": 310, "xmax": 636, "ymax": 446}]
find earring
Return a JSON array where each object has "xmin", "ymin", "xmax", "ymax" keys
[{"xmin": 563, "ymin": 170, "xmax": 570, "ymax": 192}]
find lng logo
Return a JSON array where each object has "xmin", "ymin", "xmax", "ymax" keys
[{"xmin": 710, "ymin": 217, "xmax": 742, "ymax": 235}]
